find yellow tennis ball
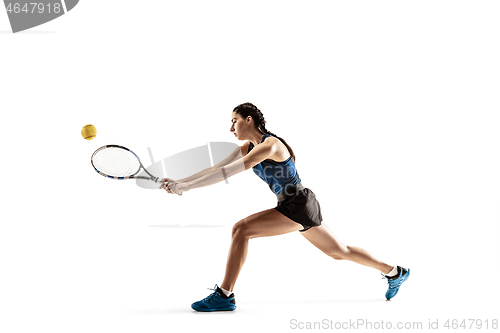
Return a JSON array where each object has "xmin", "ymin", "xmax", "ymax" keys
[{"xmin": 81, "ymin": 124, "xmax": 97, "ymax": 140}]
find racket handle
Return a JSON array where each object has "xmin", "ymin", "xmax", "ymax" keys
[{"xmin": 154, "ymin": 177, "xmax": 164, "ymax": 184}]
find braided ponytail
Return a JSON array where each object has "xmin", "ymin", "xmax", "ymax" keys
[{"xmin": 233, "ymin": 103, "xmax": 296, "ymax": 161}]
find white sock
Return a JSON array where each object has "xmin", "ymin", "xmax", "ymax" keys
[
  {"xmin": 385, "ymin": 266, "xmax": 399, "ymax": 277},
  {"xmin": 220, "ymin": 287, "xmax": 233, "ymax": 297}
]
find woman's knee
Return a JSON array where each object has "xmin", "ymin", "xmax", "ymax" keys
[
  {"xmin": 328, "ymin": 245, "xmax": 350, "ymax": 260},
  {"xmin": 232, "ymin": 218, "xmax": 251, "ymax": 239}
]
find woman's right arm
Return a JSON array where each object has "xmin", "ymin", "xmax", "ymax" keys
[{"xmin": 166, "ymin": 142, "xmax": 250, "ymax": 183}]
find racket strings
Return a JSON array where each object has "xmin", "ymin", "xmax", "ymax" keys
[{"xmin": 92, "ymin": 147, "xmax": 141, "ymax": 177}]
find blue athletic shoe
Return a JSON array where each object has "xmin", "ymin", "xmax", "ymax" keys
[
  {"xmin": 382, "ymin": 266, "xmax": 410, "ymax": 300},
  {"xmin": 191, "ymin": 284, "xmax": 237, "ymax": 312}
]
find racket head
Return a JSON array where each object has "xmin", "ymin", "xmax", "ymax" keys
[{"xmin": 91, "ymin": 145, "xmax": 142, "ymax": 180}]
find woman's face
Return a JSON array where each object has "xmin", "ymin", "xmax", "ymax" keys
[{"xmin": 230, "ymin": 112, "xmax": 248, "ymax": 140}]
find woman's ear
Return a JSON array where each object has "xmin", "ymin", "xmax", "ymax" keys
[{"xmin": 246, "ymin": 116, "xmax": 253, "ymax": 124}]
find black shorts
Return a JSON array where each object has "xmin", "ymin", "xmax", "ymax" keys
[{"xmin": 274, "ymin": 183, "xmax": 323, "ymax": 232}]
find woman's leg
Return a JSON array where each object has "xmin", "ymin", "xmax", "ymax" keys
[
  {"xmin": 301, "ymin": 223, "xmax": 393, "ymax": 274},
  {"xmin": 220, "ymin": 208, "xmax": 302, "ymax": 291}
]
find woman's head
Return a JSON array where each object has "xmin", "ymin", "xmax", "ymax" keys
[
  {"xmin": 230, "ymin": 102, "xmax": 296, "ymax": 161},
  {"xmin": 230, "ymin": 103, "xmax": 266, "ymax": 140}
]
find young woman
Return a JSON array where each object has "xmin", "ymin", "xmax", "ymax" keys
[{"xmin": 160, "ymin": 103, "xmax": 410, "ymax": 311}]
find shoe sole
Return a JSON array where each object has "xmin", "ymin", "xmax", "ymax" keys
[{"xmin": 192, "ymin": 306, "xmax": 236, "ymax": 312}]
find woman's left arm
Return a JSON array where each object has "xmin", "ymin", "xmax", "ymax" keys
[{"xmin": 165, "ymin": 140, "xmax": 277, "ymax": 195}]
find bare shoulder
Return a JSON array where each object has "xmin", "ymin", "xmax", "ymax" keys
[
  {"xmin": 264, "ymin": 136, "xmax": 286, "ymax": 149},
  {"xmin": 239, "ymin": 138, "xmax": 275, "ymax": 157},
  {"xmin": 262, "ymin": 136, "xmax": 290, "ymax": 160},
  {"xmin": 262, "ymin": 136, "xmax": 280, "ymax": 147}
]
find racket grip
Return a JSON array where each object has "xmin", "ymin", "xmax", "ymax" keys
[{"xmin": 154, "ymin": 177, "xmax": 164, "ymax": 183}]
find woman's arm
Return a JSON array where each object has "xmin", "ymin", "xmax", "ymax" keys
[
  {"xmin": 166, "ymin": 140, "xmax": 276, "ymax": 195},
  {"xmin": 164, "ymin": 142, "xmax": 249, "ymax": 183}
]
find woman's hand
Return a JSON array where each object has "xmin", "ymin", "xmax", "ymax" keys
[{"xmin": 159, "ymin": 178, "xmax": 184, "ymax": 196}]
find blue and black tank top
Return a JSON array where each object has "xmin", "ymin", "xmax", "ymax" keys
[{"xmin": 247, "ymin": 134, "xmax": 301, "ymax": 195}]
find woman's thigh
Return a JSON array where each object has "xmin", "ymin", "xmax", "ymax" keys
[{"xmin": 234, "ymin": 208, "xmax": 303, "ymax": 239}]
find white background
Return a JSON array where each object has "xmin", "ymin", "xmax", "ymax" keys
[{"xmin": 1, "ymin": 1, "xmax": 499, "ymax": 332}]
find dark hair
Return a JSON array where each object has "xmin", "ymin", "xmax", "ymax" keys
[{"xmin": 233, "ymin": 102, "xmax": 296, "ymax": 161}]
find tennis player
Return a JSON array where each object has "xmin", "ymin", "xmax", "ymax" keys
[{"xmin": 160, "ymin": 103, "xmax": 410, "ymax": 311}]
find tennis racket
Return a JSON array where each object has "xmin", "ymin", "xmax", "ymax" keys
[{"xmin": 91, "ymin": 145, "xmax": 163, "ymax": 183}]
